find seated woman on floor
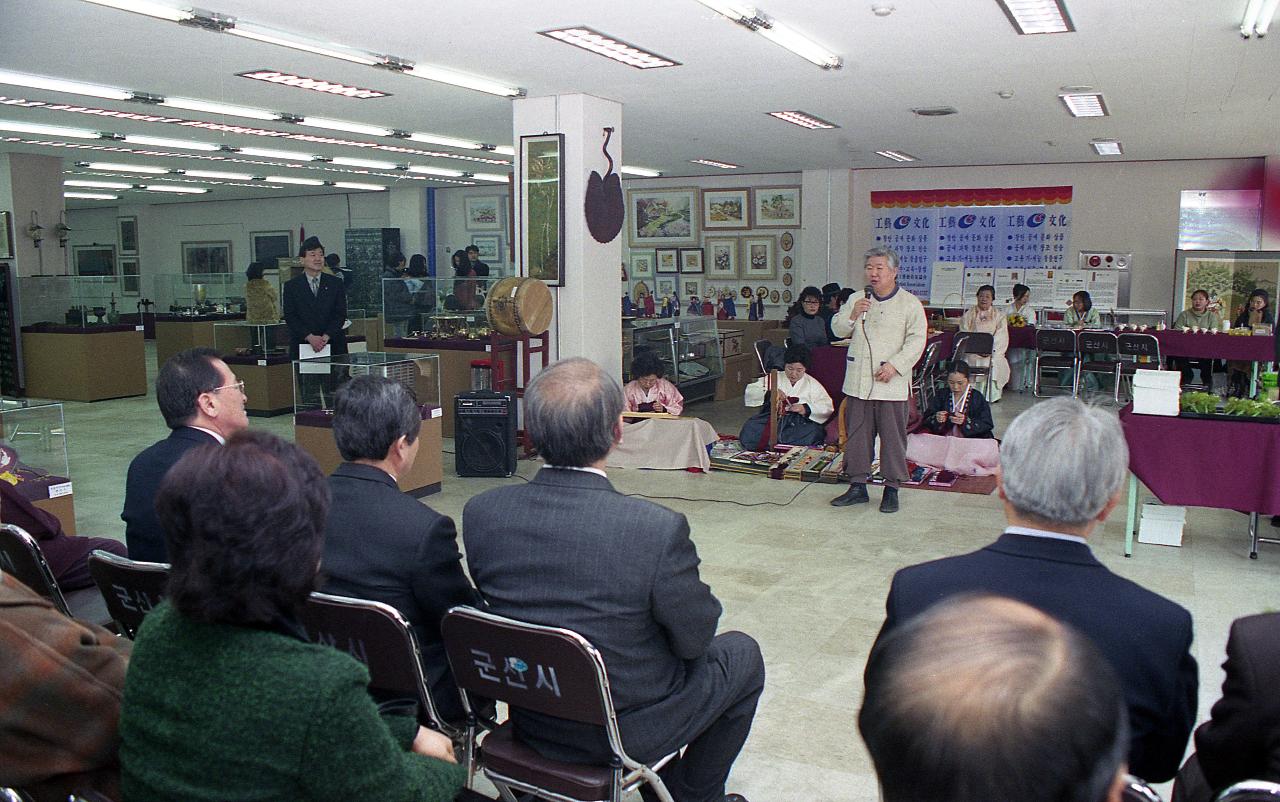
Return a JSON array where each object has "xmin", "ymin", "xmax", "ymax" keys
[
  {"xmin": 740, "ymin": 343, "xmax": 834, "ymax": 448},
  {"xmin": 922, "ymin": 361, "xmax": 994, "ymax": 439},
  {"xmin": 623, "ymin": 350, "xmax": 684, "ymax": 415},
  {"xmin": 907, "ymin": 361, "xmax": 1000, "ymax": 477}
]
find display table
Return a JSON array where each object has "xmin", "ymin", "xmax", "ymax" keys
[
  {"xmin": 1149, "ymin": 329, "xmax": 1275, "ymax": 361},
  {"xmin": 608, "ymin": 416, "xmax": 718, "ymax": 471},
  {"xmin": 21, "ymin": 324, "xmax": 147, "ymax": 401},
  {"xmin": 348, "ymin": 315, "xmax": 383, "ymax": 351},
  {"xmin": 222, "ymin": 353, "xmax": 293, "ymax": 416},
  {"xmin": 1118, "ymin": 404, "xmax": 1280, "ymax": 558},
  {"xmin": 154, "ymin": 312, "xmax": 246, "ymax": 367},
  {"xmin": 383, "ymin": 336, "xmax": 517, "ymax": 437},
  {"xmin": 294, "ymin": 406, "xmax": 443, "ymax": 497}
]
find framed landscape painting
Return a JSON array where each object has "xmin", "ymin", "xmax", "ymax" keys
[
  {"xmin": 628, "ymin": 187, "xmax": 698, "ymax": 248},
  {"xmin": 655, "ymin": 248, "xmax": 680, "ymax": 274},
  {"xmin": 466, "ymin": 196, "xmax": 504, "ymax": 231},
  {"xmin": 679, "ymin": 247, "xmax": 704, "ymax": 274},
  {"xmin": 521, "ymin": 133, "xmax": 565, "ymax": 285},
  {"xmin": 753, "ymin": 186, "xmax": 801, "ymax": 228},
  {"xmin": 702, "ymin": 188, "xmax": 750, "ymax": 230}
]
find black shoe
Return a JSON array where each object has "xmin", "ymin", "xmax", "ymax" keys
[
  {"xmin": 831, "ymin": 483, "xmax": 870, "ymax": 506},
  {"xmin": 879, "ymin": 486, "xmax": 899, "ymax": 513}
]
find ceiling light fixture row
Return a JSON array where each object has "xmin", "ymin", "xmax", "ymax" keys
[
  {"xmin": 1241, "ymin": 0, "xmax": 1280, "ymax": 37},
  {"xmin": 237, "ymin": 69, "xmax": 390, "ymax": 99},
  {"xmin": 1090, "ymin": 139, "xmax": 1122, "ymax": 156},
  {"xmin": 539, "ymin": 27, "xmax": 680, "ymax": 69},
  {"xmin": 995, "ymin": 0, "xmax": 1074, "ymax": 35},
  {"xmin": 875, "ymin": 150, "xmax": 917, "ymax": 162},
  {"xmin": 79, "ymin": 0, "xmax": 525, "ymax": 97},
  {"xmin": 1058, "ymin": 91, "xmax": 1107, "ymax": 117},
  {"xmin": 694, "ymin": 1, "xmax": 842, "ymax": 69},
  {"xmin": 690, "ymin": 158, "xmax": 740, "ymax": 169},
  {"xmin": 69, "ymin": 163, "xmax": 388, "ymax": 191},
  {"xmin": 767, "ymin": 110, "xmax": 839, "ymax": 129}
]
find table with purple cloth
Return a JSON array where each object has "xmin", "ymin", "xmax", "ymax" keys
[{"xmin": 1118, "ymin": 404, "xmax": 1280, "ymax": 558}]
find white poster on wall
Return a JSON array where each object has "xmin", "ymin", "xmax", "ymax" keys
[
  {"xmin": 962, "ymin": 269, "xmax": 994, "ymax": 300},
  {"xmin": 928, "ymin": 261, "xmax": 965, "ymax": 305},
  {"xmin": 1052, "ymin": 270, "xmax": 1091, "ymax": 307},
  {"xmin": 1086, "ymin": 270, "xmax": 1121, "ymax": 308},
  {"xmin": 994, "ymin": 269, "xmax": 1025, "ymax": 304},
  {"xmin": 1021, "ymin": 269, "xmax": 1056, "ymax": 307}
]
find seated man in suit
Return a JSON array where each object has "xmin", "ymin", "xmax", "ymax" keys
[
  {"xmin": 861, "ymin": 595, "xmax": 1131, "ymax": 802},
  {"xmin": 121, "ymin": 348, "xmax": 248, "ymax": 563},
  {"xmin": 463, "ymin": 358, "xmax": 763, "ymax": 802},
  {"xmin": 321, "ymin": 375, "xmax": 479, "ymax": 724},
  {"xmin": 874, "ymin": 396, "xmax": 1197, "ymax": 783},
  {"xmin": 283, "ymin": 236, "xmax": 347, "ymax": 360},
  {"xmin": 1174, "ymin": 612, "xmax": 1280, "ymax": 802}
]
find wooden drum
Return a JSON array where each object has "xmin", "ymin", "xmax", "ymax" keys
[{"xmin": 484, "ymin": 277, "xmax": 553, "ymax": 336}]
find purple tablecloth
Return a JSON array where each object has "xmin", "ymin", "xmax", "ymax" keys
[
  {"xmin": 1119, "ymin": 404, "xmax": 1280, "ymax": 515},
  {"xmin": 1150, "ymin": 330, "xmax": 1276, "ymax": 361}
]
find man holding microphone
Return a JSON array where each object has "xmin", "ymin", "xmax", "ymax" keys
[{"xmin": 830, "ymin": 247, "xmax": 928, "ymax": 513}]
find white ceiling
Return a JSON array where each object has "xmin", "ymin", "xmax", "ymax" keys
[{"xmin": 1, "ymin": 0, "xmax": 1277, "ymax": 210}]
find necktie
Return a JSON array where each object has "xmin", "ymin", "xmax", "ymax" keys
[{"xmin": 309, "ymin": 276, "xmax": 319, "ymax": 296}]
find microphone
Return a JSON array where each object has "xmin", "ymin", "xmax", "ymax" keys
[{"xmin": 864, "ymin": 285, "xmax": 873, "ymax": 299}]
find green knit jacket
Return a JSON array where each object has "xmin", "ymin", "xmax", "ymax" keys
[{"xmin": 119, "ymin": 602, "xmax": 465, "ymax": 802}]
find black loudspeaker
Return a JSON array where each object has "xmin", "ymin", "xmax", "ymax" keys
[{"xmin": 455, "ymin": 391, "xmax": 517, "ymax": 477}]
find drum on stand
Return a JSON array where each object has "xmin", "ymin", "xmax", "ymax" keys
[{"xmin": 484, "ymin": 277, "xmax": 553, "ymax": 336}]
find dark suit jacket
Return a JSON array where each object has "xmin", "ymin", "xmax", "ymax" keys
[
  {"xmin": 121, "ymin": 427, "xmax": 218, "ymax": 563},
  {"xmin": 1193, "ymin": 612, "xmax": 1280, "ymax": 792},
  {"xmin": 320, "ymin": 463, "xmax": 478, "ymax": 699},
  {"xmin": 282, "ymin": 271, "xmax": 347, "ymax": 358},
  {"xmin": 462, "ymin": 468, "xmax": 722, "ymax": 756},
  {"xmin": 922, "ymin": 388, "xmax": 995, "ymax": 438},
  {"xmin": 878, "ymin": 531, "xmax": 1198, "ymax": 783}
]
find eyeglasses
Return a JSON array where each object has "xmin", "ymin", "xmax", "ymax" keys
[{"xmin": 211, "ymin": 380, "xmax": 245, "ymax": 395}]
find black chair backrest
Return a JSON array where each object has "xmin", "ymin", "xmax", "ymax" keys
[
  {"xmin": 1036, "ymin": 328, "xmax": 1076, "ymax": 353},
  {"xmin": 1216, "ymin": 780, "xmax": 1280, "ymax": 801},
  {"xmin": 1078, "ymin": 330, "xmax": 1118, "ymax": 355},
  {"xmin": 0, "ymin": 523, "xmax": 70, "ymax": 616},
  {"xmin": 954, "ymin": 331, "xmax": 994, "ymax": 358},
  {"xmin": 1118, "ymin": 332, "xmax": 1160, "ymax": 359},
  {"xmin": 753, "ymin": 338, "xmax": 773, "ymax": 375},
  {"xmin": 1, "ymin": 787, "xmax": 33, "ymax": 802},
  {"xmin": 918, "ymin": 340, "xmax": 940, "ymax": 372},
  {"xmin": 1121, "ymin": 775, "xmax": 1163, "ymax": 802},
  {"xmin": 69, "ymin": 791, "xmax": 117, "ymax": 802},
  {"xmin": 86, "ymin": 550, "xmax": 169, "ymax": 639},
  {"xmin": 442, "ymin": 606, "xmax": 608, "ymax": 726}
]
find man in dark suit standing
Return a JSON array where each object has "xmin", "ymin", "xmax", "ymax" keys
[
  {"xmin": 121, "ymin": 348, "xmax": 248, "ymax": 562},
  {"xmin": 873, "ymin": 396, "xmax": 1198, "ymax": 784},
  {"xmin": 283, "ymin": 236, "xmax": 347, "ymax": 359},
  {"xmin": 464, "ymin": 358, "xmax": 762, "ymax": 802},
  {"xmin": 320, "ymin": 375, "xmax": 479, "ymax": 724}
]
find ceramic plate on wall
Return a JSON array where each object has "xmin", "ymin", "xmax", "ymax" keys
[
  {"xmin": 782, "ymin": 290, "xmax": 792, "ymax": 303},
  {"xmin": 782, "ymin": 255, "xmax": 793, "ymax": 270},
  {"xmin": 782, "ymin": 273, "xmax": 792, "ymax": 286},
  {"xmin": 740, "ymin": 285, "xmax": 752, "ymax": 298},
  {"xmin": 781, "ymin": 232, "xmax": 794, "ymax": 252},
  {"xmin": 770, "ymin": 290, "xmax": 780, "ymax": 303}
]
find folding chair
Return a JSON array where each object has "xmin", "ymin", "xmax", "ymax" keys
[
  {"xmin": 1216, "ymin": 780, "xmax": 1280, "ymax": 801},
  {"xmin": 1077, "ymin": 330, "xmax": 1119, "ymax": 403},
  {"xmin": 1121, "ymin": 774, "xmax": 1163, "ymax": 802},
  {"xmin": 1115, "ymin": 333, "xmax": 1162, "ymax": 404},
  {"xmin": 0, "ymin": 524, "xmax": 108, "ymax": 624},
  {"xmin": 1033, "ymin": 329, "xmax": 1079, "ymax": 397},
  {"xmin": 86, "ymin": 549, "xmax": 170, "ymax": 639},
  {"xmin": 0, "ymin": 789, "xmax": 32, "ymax": 802},
  {"xmin": 442, "ymin": 605, "xmax": 681, "ymax": 802},
  {"xmin": 952, "ymin": 331, "xmax": 995, "ymax": 397},
  {"xmin": 911, "ymin": 340, "xmax": 942, "ymax": 411}
]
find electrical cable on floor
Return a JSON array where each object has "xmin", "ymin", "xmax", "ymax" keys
[{"xmin": 622, "ymin": 478, "xmax": 819, "ymax": 508}]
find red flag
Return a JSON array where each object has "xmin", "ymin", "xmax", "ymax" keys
[{"xmin": 299, "ymin": 225, "xmax": 306, "ymax": 245}]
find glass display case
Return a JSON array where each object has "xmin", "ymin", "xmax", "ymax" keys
[
  {"xmin": 17, "ymin": 275, "xmax": 132, "ymax": 328},
  {"xmin": 382, "ymin": 276, "xmax": 496, "ymax": 340},
  {"xmin": 294, "ymin": 352, "xmax": 442, "ymax": 414},
  {"xmin": 626, "ymin": 316, "xmax": 724, "ymax": 402},
  {"xmin": 0, "ymin": 400, "xmax": 69, "ymax": 479},
  {"xmin": 214, "ymin": 321, "xmax": 291, "ymax": 357},
  {"xmin": 155, "ymin": 273, "xmax": 245, "ymax": 316}
]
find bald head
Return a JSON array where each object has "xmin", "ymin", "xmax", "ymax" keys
[
  {"xmin": 525, "ymin": 357, "xmax": 624, "ymax": 467},
  {"xmin": 860, "ymin": 596, "xmax": 1128, "ymax": 802}
]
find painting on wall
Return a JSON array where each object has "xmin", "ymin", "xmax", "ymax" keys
[
  {"xmin": 679, "ymin": 247, "xmax": 704, "ymax": 274},
  {"xmin": 251, "ymin": 231, "xmax": 293, "ymax": 266},
  {"xmin": 704, "ymin": 237, "xmax": 738, "ymax": 279},
  {"xmin": 73, "ymin": 244, "xmax": 116, "ymax": 277},
  {"xmin": 120, "ymin": 257, "xmax": 140, "ymax": 295},
  {"xmin": 627, "ymin": 187, "xmax": 698, "ymax": 248},
  {"xmin": 521, "ymin": 134, "xmax": 565, "ymax": 286},
  {"xmin": 117, "ymin": 216, "xmax": 138, "ymax": 256},
  {"xmin": 471, "ymin": 235, "xmax": 502, "ymax": 264},
  {"xmin": 701, "ymin": 188, "xmax": 750, "ymax": 230},
  {"xmin": 1175, "ymin": 249, "xmax": 1280, "ymax": 327},
  {"xmin": 181, "ymin": 241, "xmax": 232, "ymax": 275},
  {"xmin": 741, "ymin": 236, "xmax": 776, "ymax": 280},
  {"xmin": 655, "ymin": 248, "xmax": 680, "ymax": 274},
  {"xmin": 466, "ymin": 196, "xmax": 504, "ymax": 231},
  {"xmin": 753, "ymin": 186, "xmax": 801, "ymax": 228},
  {"xmin": 629, "ymin": 251, "xmax": 654, "ymax": 279},
  {"xmin": 0, "ymin": 211, "xmax": 12, "ymax": 259}
]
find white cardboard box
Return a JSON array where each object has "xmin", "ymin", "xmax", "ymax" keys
[
  {"xmin": 1132, "ymin": 369, "xmax": 1181, "ymax": 416},
  {"xmin": 1138, "ymin": 501, "xmax": 1187, "ymax": 547}
]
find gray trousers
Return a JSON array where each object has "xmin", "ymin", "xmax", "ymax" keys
[{"xmin": 843, "ymin": 396, "xmax": 910, "ymax": 487}]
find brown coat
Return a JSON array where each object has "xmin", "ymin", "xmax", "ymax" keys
[
  {"xmin": 245, "ymin": 278, "xmax": 279, "ymax": 324},
  {"xmin": 0, "ymin": 573, "xmax": 131, "ymax": 788}
]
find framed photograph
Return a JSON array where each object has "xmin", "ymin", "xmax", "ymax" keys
[
  {"xmin": 629, "ymin": 251, "xmax": 654, "ymax": 279},
  {"xmin": 520, "ymin": 133, "xmax": 565, "ymax": 286},
  {"xmin": 119, "ymin": 257, "xmax": 140, "ymax": 295},
  {"xmin": 73, "ymin": 244, "xmax": 116, "ymax": 277},
  {"xmin": 682, "ymin": 277, "xmax": 703, "ymax": 299},
  {"xmin": 181, "ymin": 241, "xmax": 232, "ymax": 275},
  {"xmin": 704, "ymin": 237, "xmax": 739, "ymax": 279},
  {"xmin": 701, "ymin": 188, "xmax": 750, "ymax": 230},
  {"xmin": 655, "ymin": 248, "xmax": 680, "ymax": 274},
  {"xmin": 656, "ymin": 277, "xmax": 676, "ymax": 298},
  {"xmin": 627, "ymin": 187, "xmax": 698, "ymax": 248},
  {"xmin": 466, "ymin": 196, "xmax": 504, "ymax": 231},
  {"xmin": 742, "ymin": 236, "xmax": 776, "ymax": 280},
  {"xmin": 753, "ymin": 186, "xmax": 802, "ymax": 228},
  {"xmin": 471, "ymin": 235, "xmax": 502, "ymax": 264},
  {"xmin": 251, "ymin": 231, "xmax": 293, "ymax": 265},
  {"xmin": 679, "ymin": 247, "xmax": 704, "ymax": 274},
  {"xmin": 116, "ymin": 216, "xmax": 138, "ymax": 256},
  {"xmin": 0, "ymin": 211, "xmax": 12, "ymax": 259}
]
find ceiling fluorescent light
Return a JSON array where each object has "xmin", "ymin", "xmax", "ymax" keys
[
  {"xmin": 875, "ymin": 150, "xmax": 918, "ymax": 162},
  {"xmin": 0, "ymin": 119, "xmax": 100, "ymax": 138},
  {"xmin": 538, "ymin": 27, "xmax": 680, "ymax": 69},
  {"xmin": 407, "ymin": 132, "xmax": 482, "ymax": 150},
  {"xmin": 65, "ymin": 179, "xmax": 134, "ymax": 189},
  {"xmin": 620, "ymin": 165, "xmax": 662, "ymax": 177},
  {"xmin": 160, "ymin": 97, "xmax": 279, "ymax": 121},
  {"xmin": 694, "ymin": 2, "xmax": 842, "ymax": 69},
  {"xmin": 238, "ymin": 146, "xmax": 316, "ymax": 161},
  {"xmin": 79, "ymin": 0, "xmax": 193, "ymax": 22},
  {"xmin": 767, "ymin": 110, "xmax": 838, "ymax": 129},
  {"xmin": 402, "ymin": 64, "xmax": 525, "ymax": 98},
  {"xmin": 493, "ymin": 145, "xmax": 516, "ymax": 156},
  {"xmin": 65, "ymin": 191, "xmax": 120, "ymax": 200},
  {"xmin": 1090, "ymin": 139, "xmax": 1122, "ymax": 156},
  {"xmin": 1059, "ymin": 92, "xmax": 1107, "ymax": 117},
  {"xmin": 237, "ymin": 69, "xmax": 389, "ymax": 99},
  {"xmin": 1259, "ymin": 0, "xmax": 1280, "ymax": 35},
  {"xmin": 469, "ymin": 173, "xmax": 511, "ymax": 183},
  {"xmin": 0, "ymin": 69, "xmax": 133, "ymax": 101},
  {"xmin": 690, "ymin": 158, "xmax": 739, "ymax": 169},
  {"xmin": 143, "ymin": 184, "xmax": 208, "ymax": 193},
  {"xmin": 406, "ymin": 165, "xmax": 465, "ymax": 178},
  {"xmin": 83, "ymin": 161, "xmax": 167, "ymax": 173},
  {"xmin": 1241, "ymin": 0, "xmax": 1280, "ymax": 36},
  {"xmin": 298, "ymin": 116, "xmax": 393, "ymax": 137},
  {"xmin": 332, "ymin": 181, "xmax": 386, "ymax": 190},
  {"xmin": 182, "ymin": 169, "xmax": 256, "ymax": 180},
  {"xmin": 330, "ymin": 156, "xmax": 399, "ymax": 170},
  {"xmin": 122, "ymin": 133, "xmax": 220, "ymax": 151},
  {"xmin": 995, "ymin": 0, "xmax": 1075, "ymax": 34},
  {"xmin": 265, "ymin": 175, "xmax": 326, "ymax": 185},
  {"xmin": 226, "ymin": 23, "xmax": 379, "ymax": 66}
]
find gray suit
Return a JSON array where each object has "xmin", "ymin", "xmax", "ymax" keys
[{"xmin": 463, "ymin": 467, "xmax": 763, "ymax": 802}]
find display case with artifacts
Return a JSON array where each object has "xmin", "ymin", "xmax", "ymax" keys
[
  {"xmin": 151, "ymin": 273, "xmax": 249, "ymax": 366},
  {"xmin": 17, "ymin": 276, "xmax": 146, "ymax": 401},
  {"xmin": 293, "ymin": 352, "xmax": 443, "ymax": 496},
  {"xmin": 624, "ymin": 316, "xmax": 723, "ymax": 402},
  {"xmin": 215, "ymin": 321, "xmax": 292, "ymax": 416},
  {"xmin": 0, "ymin": 401, "xmax": 78, "ymax": 534}
]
